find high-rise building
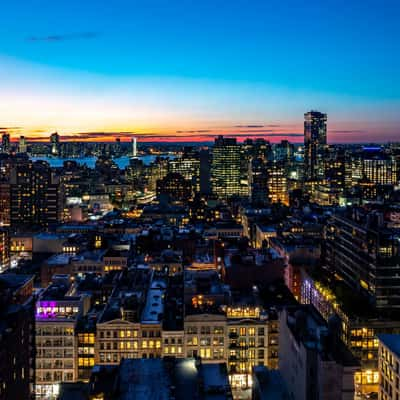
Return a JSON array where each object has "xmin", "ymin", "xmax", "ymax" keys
[
  {"xmin": 50, "ymin": 132, "xmax": 60, "ymax": 156},
  {"xmin": 132, "ymin": 137, "xmax": 138, "ymax": 158},
  {"xmin": 199, "ymin": 148, "xmax": 211, "ymax": 195},
  {"xmin": 156, "ymin": 172, "xmax": 192, "ymax": 203},
  {"xmin": 313, "ymin": 146, "xmax": 346, "ymax": 206},
  {"xmin": 325, "ymin": 208, "xmax": 400, "ymax": 310},
  {"xmin": 211, "ymin": 136, "xmax": 241, "ymax": 199},
  {"xmin": 248, "ymin": 157, "xmax": 268, "ymax": 204},
  {"xmin": 0, "ymin": 182, "xmax": 10, "ymax": 226},
  {"xmin": 10, "ymin": 160, "xmax": 61, "ymax": 227},
  {"xmin": 304, "ymin": 111, "xmax": 327, "ymax": 181},
  {"xmin": 18, "ymin": 136, "xmax": 27, "ymax": 153},
  {"xmin": 0, "ymin": 228, "xmax": 10, "ymax": 272},
  {"xmin": 1, "ymin": 133, "xmax": 10, "ymax": 154},
  {"xmin": 267, "ymin": 162, "xmax": 289, "ymax": 206},
  {"xmin": 361, "ymin": 147, "xmax": 398, "ymax": 186},
  {"xmin": 169, "ymin": 147, "xmax": 200, "ymax": 193},
  {"xmin": 273, "ymin": 140, "xmax": 294, "ymax": 164},
  {"xmin": 146, "ymin": 158, "xmax": 169, "ymax": 191}
]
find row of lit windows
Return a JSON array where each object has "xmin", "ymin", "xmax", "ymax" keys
[
  {"xmin": 100, "ymin": 340, "xmax": 161, "ymax": 350},
  {"xmin": 164, "ymin": 346, "xmax": 183, "ymax": 354},
  {"xmin": 36, "ymin": 327, "xmax": 74, "ymax": 336},
  {"xmin": 78, "ymin": 358, "xmax": 95, "ymax": 367},
  {"xmin": 186, "ymin": 326, "xmax": 225, "ymax": 335},
  {"xmin": 99, "ymin": 329, "xmax": 161, "ymax": 338},
  {"xmin": 350, "ymin": 339, "xmax": 379, "ymax": 348},
  {"xmin": 36, "ymin": 306, "xmax": 79, "ymax": 315},
  {"xmin": 229, "ymin": 327, "xmax": 265, "ymax": 336},
  {"xmin": 186, "ymin": 337, "xmax": 224, "ymax": 346},
  {"xmin": 78, "ymin": 333, "xmax": 95, "ymax": 344}
]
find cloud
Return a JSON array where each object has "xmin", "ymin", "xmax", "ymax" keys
[
  {"xmin": 61, "ymin": 131, "xmax": 137, "ymax": 140},
  {"xmin": 237, "ymin": 129, "xmax": 276, "ymax": 133},
  {"xmin": 0, "ymin": 127, "xmax": 23, "ymax": 135},
  {"xmin": 234, "ymin": 125, "xmax": 264, "ymax": 128},
  {"xmin": 27, "ymin": 32, "xmax": 99, "ymax": 42},
  {"xmin": 330, "ymin": 130, "xmax": 365, "ymax": 134},
  {"xmin": 233, "ymin": 124, "xmax": 284, "ymax": 129},
  {"xmin": 19, "ymin": 130, "xmax": 304, "ymax": 143},
  {"xmin": 176, "ymin": 130, "xmax": 212, "ymax": 134}
]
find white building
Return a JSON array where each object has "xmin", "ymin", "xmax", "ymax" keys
[{"xmin": 35, "ymin": 281, "xmax": 90, "ymax": 399}]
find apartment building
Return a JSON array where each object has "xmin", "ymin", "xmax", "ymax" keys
[
  {"xmin": 95, "ymin": 268, "xmax": 163, "ymax": 365},
  {"xmin": 35, "ymin": 278, "xmax": 90, "ymax": 399}
]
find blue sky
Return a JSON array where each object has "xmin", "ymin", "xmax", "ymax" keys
[{"xmin": 0, "ymin": 0, "xmax": 399, "ymax": 142}]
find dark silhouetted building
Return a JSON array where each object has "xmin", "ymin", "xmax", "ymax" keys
[
  {"xmin": 0, "ymin": 274, "xmax": 35, "ymax": 400},
  {"xmin": 304, "ymin": 111, "xmax": 327, "ymax": 181},
  {"xmin": 50, "ymin": 132, "xmax": 60, "ymax": 156},
  {"xmin": 1, "ymin": 133, "xmax": 10, "ymax": 154},
  {"xmin": 248, "ymin": 157, "xmax": 268, "ymax": 204},
  {"xmin": 156, "ymin": 172, "xmax": 192, "ymax": 203}
]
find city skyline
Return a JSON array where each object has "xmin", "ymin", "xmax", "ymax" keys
[{"xmin": 1, "ymin": 0, "xmax": 400, "ymax": 144}]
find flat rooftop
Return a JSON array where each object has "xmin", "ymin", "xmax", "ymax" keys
[{"xmin": 141, "ymin": 278, "xmax": 167, "ymax": 324}]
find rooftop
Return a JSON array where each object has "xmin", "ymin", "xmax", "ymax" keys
[
  {"xmin": 46, "ymin": 253, "xmax": 71, "ymax": 265},
  {"xmin": 116, "ymin": 358, "xmax": 232, "ymax": 400},
  {"xmin": 0, "ymin": 273, "xmax": 33, "ymax": 291},
  {"xmin": 141, "ymin": 278, "xmax": 167, "ymax": 324}
]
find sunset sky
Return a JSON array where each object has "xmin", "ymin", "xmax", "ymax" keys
[{"xmin": 1, "ymin": 0, "xmax": 400, "ymax": 143}]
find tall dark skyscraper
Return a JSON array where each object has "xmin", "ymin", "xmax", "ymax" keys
[
  {"xmin": 1, "ymin": 133, "xmax": 10, "ymax": 154},
  {"xmin": 304, "ymin": 111, "xmax": 327, "ymax": 181},
  {"xmin": 211, "ymin": 136, "xmax": 241, "ymax": 198},
  {"xmin": 199, "ymin": 148, "xmax": 211, "ymax": 195},
  {"xmin": 50, "ymin": 132, "xmax": 60, "ymax": 156},
  {"xmin": 248, "ymin": 157, "xmax": 268, "ymax": 204}
]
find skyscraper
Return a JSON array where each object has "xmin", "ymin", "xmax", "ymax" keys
[
  {"xmin": 132, "ymin": 137, "xmax": 138, "ymax": 158},
  {"xmin": 18, "ymin": 136, "xmax": 27, "ymax": 153},
  {"xmin": 267, "ymin": 162, "xmax": 289, "ymax": 205},
  {"xmin": 304, "ymin": 111, "xmax": 327, "ymax": 181},
  {"xmin": 248, "ymin": 157, "xmax": 268, "ymax": 204},
  {"xmin": 50, "ymin": 132, "xmax": 60, "ymax": 156},
  {"xmin": 10, "ymin": 160, "xmax": 61, "ymax": 227},
  {"xmin": 199, "ymin": 148, "xmax": 211, "ymax": 195},
  {"xmin": 169, "ymin": 147, "xmax": 200, "ymax": 193},
  {"xmin": 211, "ymin": 136, "xmax": 241, "ymax": 199},
  {"xmin": 361, "ymin": 147, "xmax": 397, "ymax": 186},
  {"xmin": 1, "ymin": 133, "xmax": 10, "ymax": 154},
  {"xmin": 0, "ymin": 229, "xmax": 10, "ymax": 272}
]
